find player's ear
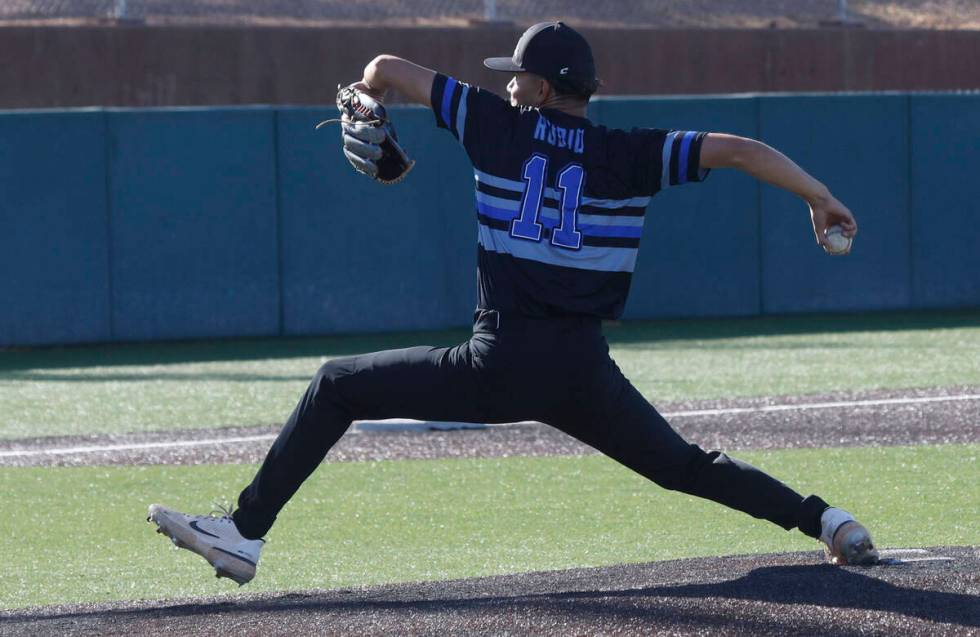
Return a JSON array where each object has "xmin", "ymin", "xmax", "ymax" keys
[{"xmin": 537, "ymin": 77, "xmax": 552, "ymax": 105}]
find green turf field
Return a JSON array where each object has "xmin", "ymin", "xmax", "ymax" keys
[
  {"xmin": 1, "ymin": 445, "xmax": 977, "ymax": 609},
  {"xmin": 1, "ymin": 310, "xmax": 977, "ymax": 610},
  {"xmin": 1, "ymin": 311, "xmax": 979, "ymax": 439}
]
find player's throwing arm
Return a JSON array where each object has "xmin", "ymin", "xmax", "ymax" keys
[{"xmin": 699, "ymin": 133, "xmax": 858, "ymax": 255}]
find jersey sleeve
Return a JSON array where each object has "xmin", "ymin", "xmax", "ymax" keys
[
  {"xmin": 430, "ymin": 73, "xmax": 516, "ymax": 166},
  {"xmin": 629, "ymin": 128, "xmax": 711, "ymax": 196}
]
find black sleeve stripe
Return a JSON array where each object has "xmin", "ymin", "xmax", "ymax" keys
[
  {"xmin": 582, "ymin": 236, "xmax": 642, "ymax": 249},
  {"xmin": 431, "ymin": 74, "xmax": 450, "ymax": 129},
  {"xmin": 668, "ymin": 133, "xmax": 683, "ymax": 186}
]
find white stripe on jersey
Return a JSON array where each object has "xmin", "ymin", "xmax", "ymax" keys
[
  {"xmin": 478, "ymin": 224, "xmax": 639, "ymax": 273},
  {"xmin": 582, "ymin": 194, "xmax": 651, "ymax": 209},
  {"xmin": 660, "ymin": 131, "xmax": 679, "ymax": 191},
  {"xmin": 473, "ymin": 169, "xmax": 650, "ymax": 210},
  {"xmin": 456, "ymin": 85, "xmax": 469, "ymax": 145}
]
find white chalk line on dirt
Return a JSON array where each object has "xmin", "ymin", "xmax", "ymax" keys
[{"xmin": 2, "ymin": 393, "xmax": 978, "ymax": 459}]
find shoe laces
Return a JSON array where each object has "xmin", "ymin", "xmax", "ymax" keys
[
  {"xmin": 208, "ymin": 501, "xmax": 236, "ymax": 521},
  {"xmin": 206, "ymin": 502, "xmax": 266, "ymax": 543}
]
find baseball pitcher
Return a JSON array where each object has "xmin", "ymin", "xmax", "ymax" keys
[{"xmin": 149, "ymin": 22, "xmax": 875, "ymax": 585}]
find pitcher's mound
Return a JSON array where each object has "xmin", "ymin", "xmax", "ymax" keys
[{"xmin": 4, "ymin": 547, "xmax": 977, "ymax": 636}]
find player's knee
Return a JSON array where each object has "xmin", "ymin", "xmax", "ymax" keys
[
  {"xmin": 311, "ymin": 359, "xmax": 348, "ymax": 404},
  {"xmin": 648, "ymin": 444, "xmax": 717, "ymax": 491}
]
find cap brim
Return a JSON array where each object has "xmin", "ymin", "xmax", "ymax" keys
[{"xmin": 483, "ymin": 56, "xmax": 524, "ymax": 72}]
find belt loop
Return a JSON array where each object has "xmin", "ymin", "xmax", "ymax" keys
[{"xmin": 495, "ymin": 311, "xmax": 501, "ymax": 330}]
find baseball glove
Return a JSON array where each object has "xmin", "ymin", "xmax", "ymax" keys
[{"xmin": 316, "ymin": 84, "xmax": 415, "ymax": 185}]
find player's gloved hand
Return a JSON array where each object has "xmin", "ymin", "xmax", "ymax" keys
[
  {"xmin": 318, "ymin": 84, "xmax": 415, "ymax": 185},
  {"xmin": 341, "ymin": 117, "xmax": 386, "ymax": 179}
]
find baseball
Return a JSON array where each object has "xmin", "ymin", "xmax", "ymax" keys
[{"xmin": 824, "ymin": 224, "xmax": 852, "ymax": 255}]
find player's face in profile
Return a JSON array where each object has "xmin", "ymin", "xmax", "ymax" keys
[{"xmin": 507, "ymin": 72, "xmax": 547, "ymax": 107}]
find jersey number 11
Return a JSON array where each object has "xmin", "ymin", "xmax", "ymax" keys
[{"xmin": 510, "ymin": 154, "xmax": 584, "ymax": 250}]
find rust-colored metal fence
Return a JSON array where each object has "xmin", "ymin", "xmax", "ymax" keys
[{"xmin": 1, "ymin": 26, "xmax": 978, "ymax": 108}]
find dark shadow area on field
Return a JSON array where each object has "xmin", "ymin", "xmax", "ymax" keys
[
  {"xmin": 604, "ymin": 310, "xmax": 980, "ymax": 348},
  {"xmin": 2, "ymin": 309, "xmax": 979, "ymax": 373},
  {"xmin": 0, "ymin": 329, "xmax": 471, "ymax": 373},
  {"xmin": 9, "ymin": 562, "xmax": 977, "ymax": 634}
]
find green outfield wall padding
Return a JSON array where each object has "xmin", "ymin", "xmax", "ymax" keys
[
  {"xmin": 0, "ymin": 92, "xmax": 977, "ymax": 346},
  {"xmin": 593, "ymin": 96, "xmax": 762, "ymax": 319},
  {"xmin": 106, "ymin": 107, "xmax": 280, "ymax": 341},
  {"xmin": 0, "ymin": 110, "xmax": 111, "ymax": 346},
  {"xmin": 758, "ymin": 94, "xmax": 912, "ymax": 314},
  {"xmin": 909, "ymin": 94, "xmax": 980, "ymax": 308}
]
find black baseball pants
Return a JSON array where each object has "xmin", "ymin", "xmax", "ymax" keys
[{"xmin": 234, "ymin": 310, "xmax": 828, "ymax": 540}]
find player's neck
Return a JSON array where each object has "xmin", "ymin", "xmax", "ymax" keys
[{"xmin": 538, "ymin": 95, "xmax": 589, "ymax": 119}]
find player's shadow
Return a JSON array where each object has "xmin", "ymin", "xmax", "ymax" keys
[
  {"xmin": 9, "ymin": 562, "xmax": 978, "ymax": 634},
  {"xmin": 637, "ymin": 562, "xmax": 979, "ymax": 626}
]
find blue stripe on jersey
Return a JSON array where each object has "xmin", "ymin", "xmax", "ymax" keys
[
  {"xmin": 475, "ymin": 191, "xmax": 644, "ymax": 239},
  {"xmin": 456, "ymin": 85, "xmax": 469, "ymax": 145},
  {"xmin": 474, "ymin": 169, "xmax": 650, "ymax": 210},
  {"xmin": 478, "ymin": 224, "xmax": 638, "ymax": 273},
  {"xmin": 577, "ymin": 213, "xmax": 643, "ymax": 228},
  {"xmin": 441, "ymin": 77, "xmax": 457, "ymax": 132},
  {"xmin": 677, "ymin": 131, "xmax": 696, "ymax": 185},
  {"xmin": 578, "ymin": 223, "xmax": 643, "ymax": 239},
  {"xmin": 476, "ymin": 181, "xmax": 646, "ymax": 217}
]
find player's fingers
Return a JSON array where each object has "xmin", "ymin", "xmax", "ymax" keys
[
  {"xmin": 827, "ymin": 201, "xmax": 858, "ymax": 236},
  {"xmin": 342, "ymin": 121, "xmax": 386, "ymax": 144},
  {"xmin": 343, "ymin": 148, "xmax": 379, "ymax": 177},
  {"xmin": 343, "ymin": 133, "xmax": 383, "ymax": 160},
  {"xmin": 840, "ymin": 219, "xmax": 858, "ymax": 237},
  {"xmin": 349, "ymin": 80, "xmax": 385, "ymax": 100}
]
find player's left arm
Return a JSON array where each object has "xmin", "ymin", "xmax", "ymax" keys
[
  {"xmin": 353, "ymin": 55, "xmax": 437, "ymax": 107},
  {"xmin": 700, "ymin": 133, "xmax": 857, "ymax": 253}
]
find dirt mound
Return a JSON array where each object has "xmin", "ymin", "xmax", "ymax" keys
[{"xmin": 4, "ymin": 547, "xmax": 977, "ymax": 636}]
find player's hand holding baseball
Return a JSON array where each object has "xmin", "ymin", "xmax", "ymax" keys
[{"xmin": 808, "ymin": 190, "xmax": 857, "ymax": 255}]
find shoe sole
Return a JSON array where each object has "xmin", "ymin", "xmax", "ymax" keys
[
  {"xmin": 825, "ymin": 521, "xmax": 880, "ymax": 566},
  {"xmin": 147, "ymin": 505, "xmax": 255, "ymax": 585}
]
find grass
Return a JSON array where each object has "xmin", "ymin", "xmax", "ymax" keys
[
  {"xmin": 1, "ymin": 310, "xmax": 979, "ymax": 439},
  {"xmin": 1, "ymin": 444, "xmax": 977, "ymax": 609}
]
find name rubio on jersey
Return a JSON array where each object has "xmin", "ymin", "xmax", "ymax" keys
[{"xmin": 534, "ymin": 115, "xmax": 585, "ymax": 154}]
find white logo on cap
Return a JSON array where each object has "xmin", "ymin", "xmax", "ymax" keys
[{"xmin": 560, "ymin": 67, "xmax": 569, "ymax": 75}]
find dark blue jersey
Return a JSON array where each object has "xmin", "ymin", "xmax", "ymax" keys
[{"xmin": 431, "ymin": 73, "xmax": 710, "ymax": 319}]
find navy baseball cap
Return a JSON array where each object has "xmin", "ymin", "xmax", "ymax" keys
[{"xmin": 484, "ymin": 21, "xmax": 598, "ymax": 95}]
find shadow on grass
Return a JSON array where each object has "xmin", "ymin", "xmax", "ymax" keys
[
  {"xmin": 0, "ymin": 329, "xmax": 469, "ymax": 372},
  {"xmin": 604, "ymin": 309, "xmax": 980, "ymax": 346},
  {"xmin": 1, "ymin": 309, "xmax": 978, "ymax": 373},
  {"xmin": 6, "ymin": 562, "xmax": 977, "ymax": 635}
]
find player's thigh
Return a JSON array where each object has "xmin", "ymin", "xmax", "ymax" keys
[
  {"xmin": 323, "ymin": 342, "xmax": 489, "ymax": 423},
  {"xmin": 550, "ymin": 357, "xmax": 696, "ymax": 478}
]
